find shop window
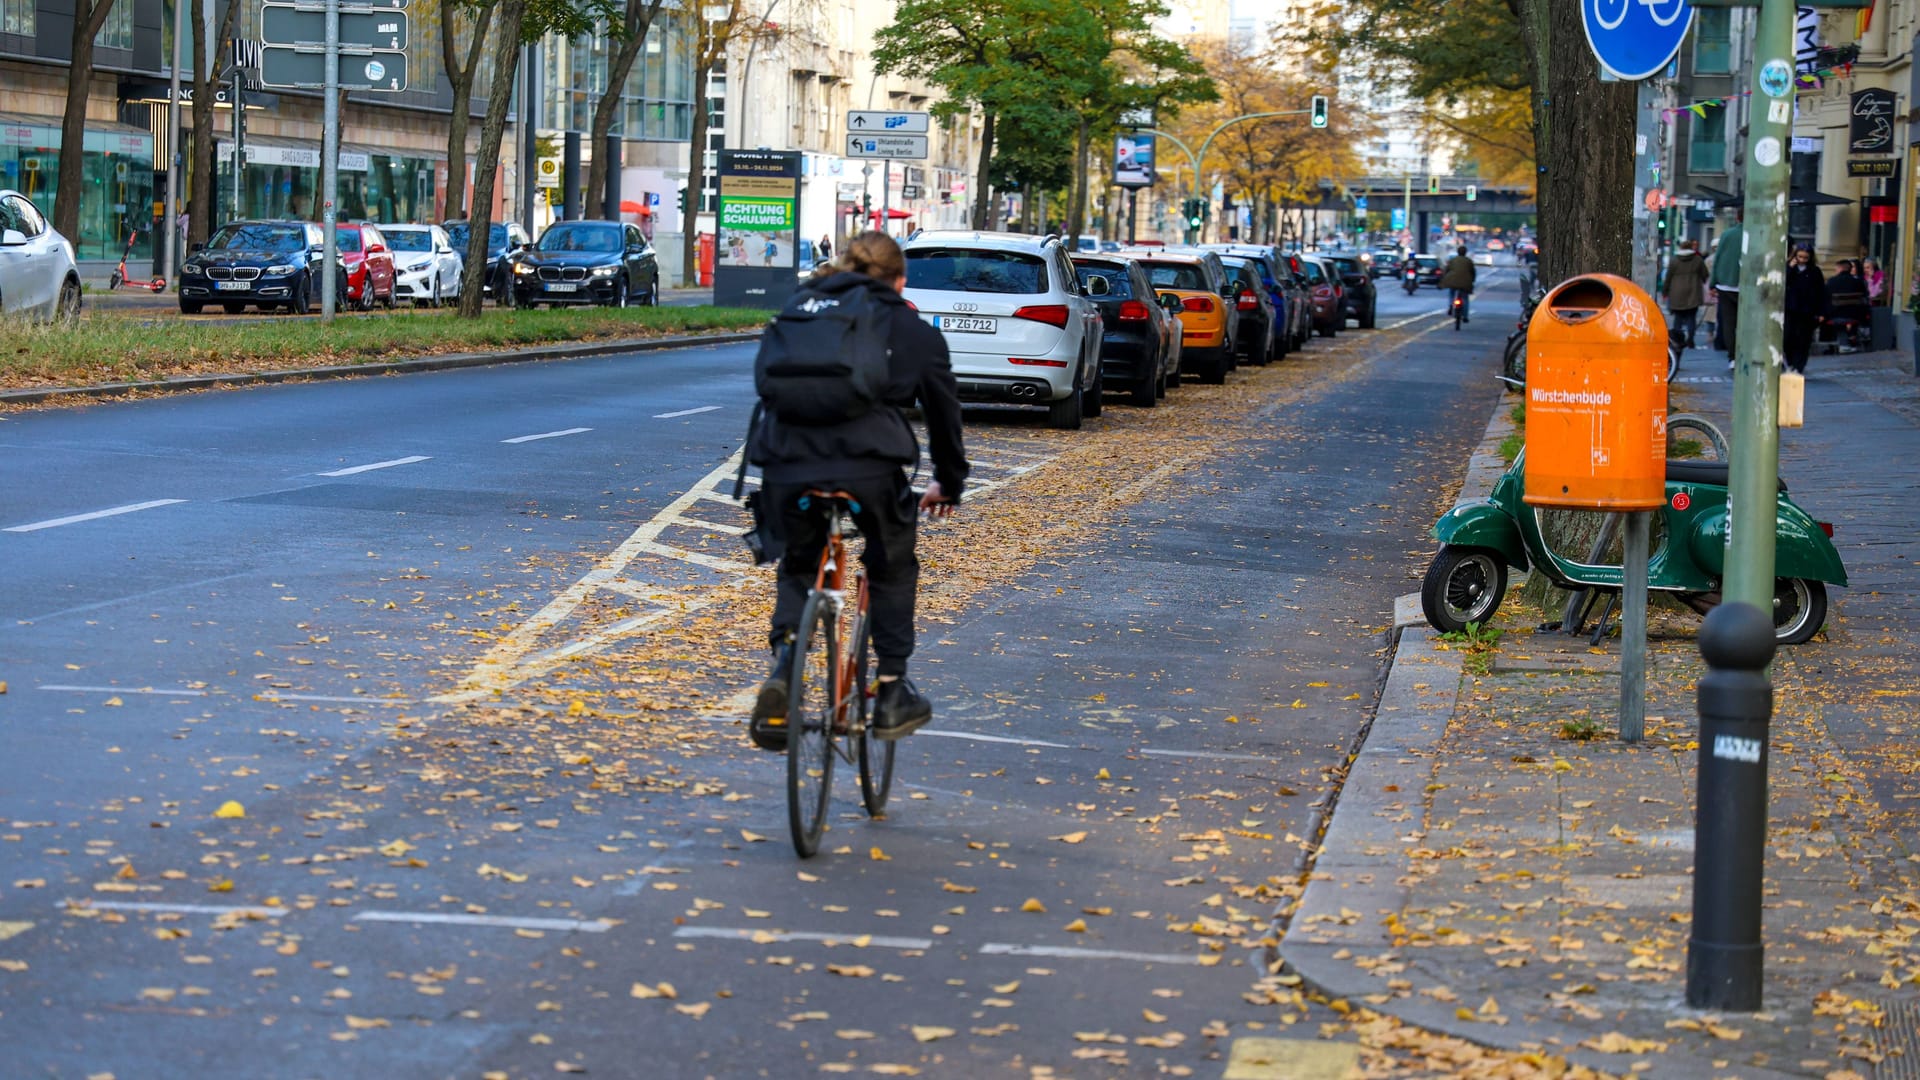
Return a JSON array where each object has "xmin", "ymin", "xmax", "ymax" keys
[
  {"xmin": 97, "ymin": 0, "xmax": 133, "ymax": 50},
  {"xmin": 3, "ymin": 0, "xmax": 34, "ymax": 36},
  {"xmin": 1694, "ymin": 7, "xmax": 1732, "ymax": 74},
  {"xmin": 1688, "ymin": 109, "xmax": 1726, "ymax": 174}
]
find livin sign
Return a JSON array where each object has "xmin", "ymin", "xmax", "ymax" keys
[{"xmin": 1849, "ymin": 88, "xmax": 1897, "ymax": 155}]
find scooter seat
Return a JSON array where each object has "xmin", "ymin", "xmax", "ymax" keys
[{"xmin": 1665, "ymin": 458, "xmax": 1788, "ymax": 493}]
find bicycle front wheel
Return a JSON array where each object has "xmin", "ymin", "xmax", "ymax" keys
[
  {"xmin": 787, "ymin": 592, "xmax": 838, "ymax": 857},
  {"xmin": 851, "ymin": 602, "xmax": 895, "ymax": 817}
]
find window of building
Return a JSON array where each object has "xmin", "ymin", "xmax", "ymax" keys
[
  {"xmin": 1688, "ymin": 109, "xmax": 1726, "ymax": 174},
  {"xmin": 96, "ymin": 0, "xmax": 133, "ymax": 50},
  {"xmin": 3, "ymin": 0, "xmax": 34, "ymax": 36},
  {"xmin": 1694, "ymin": 7, "xmax": 1732, "ymax": 74}
]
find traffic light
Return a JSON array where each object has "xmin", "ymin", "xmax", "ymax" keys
[
  {"xmin": 677, "ymin": 186, "xmax": 689, "ymax": 215},
  {"xmin": 1427, "ymin": 176, "xmax": 1440, "ymax": 195},
  {"xmin": 1310, "ymin": 95, "xmax": 1329, "ymax": 129},
  {"xmin": 1466, "ymin": 185, "xmax": 1477, "ymax": 202},
  {"xmin": 1185, "ymin": 198, "xmax": 1204, "ymax": 230}
]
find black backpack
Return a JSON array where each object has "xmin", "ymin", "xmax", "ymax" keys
[{"xmin": 753, "ymin": 282, "xmax": 894, "ymax": 426}]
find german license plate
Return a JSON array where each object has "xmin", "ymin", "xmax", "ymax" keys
[
  {"xmin": 932, "ymin": 315, "xmax": 996, "ymax": 333},
  {"xmin": 546, "ymin": 282, "xmax": 578, "ymax": 293},
  {"xmin": 216, "ymin": 281, "xmax": 249, "ymax": 291}
]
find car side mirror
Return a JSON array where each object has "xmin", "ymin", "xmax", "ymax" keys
[
  {"xmin": 0, "ymin": 229, "xmax": 25, "ymax": 247},
  {"xmin": 1160, "ymin": 293, "xmax": 1181, "ymax": 312},
  {"xmin": 1086, "ymin": 276, "xmax": 1109, "ymax": 296}
]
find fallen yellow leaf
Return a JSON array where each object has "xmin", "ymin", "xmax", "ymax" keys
[
  {"xmin": 911, "ymin": 1025, "xmax": 956, "ymax": 1043},
  {"xmin": 1049, "ymin": 832, "xmax": 1089, "ymax": 844},
  {"xmin": 1020, "ymin": 898, "xmax": 1047, "ymax": 913},
  {"xmin": 213, "ymin": 801, "xmax": 246, "ymax": 819}
]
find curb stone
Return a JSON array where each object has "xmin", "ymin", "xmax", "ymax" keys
[
  {"xmin": 1278, "ymin": 396, "xmax": 1808, "ymax": 1078},
  {"xmin": 0, "ymin": 329, "xmax": 766, "ymax": 406}
]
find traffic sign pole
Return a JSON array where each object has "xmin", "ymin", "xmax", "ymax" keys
[{"xmin": 320, "ymin": 0, "xmax": 338, "ymax": 322}]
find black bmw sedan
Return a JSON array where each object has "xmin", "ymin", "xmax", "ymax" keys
[
  {"xmin": 511, "ymin": 220, "xmax": 660, "ymax": 308},
  {"xmin": 178, "ymin": 220, "xmax": 341, "ymax": 315}
]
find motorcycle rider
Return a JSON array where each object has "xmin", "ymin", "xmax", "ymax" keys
[{"xmin": 1439, "ymin": 244, "xmax": 1477, "ymax": 322}]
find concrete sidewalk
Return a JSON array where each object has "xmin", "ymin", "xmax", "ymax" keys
[{"xmin": 1283, "ymin": 346, "xmax": 1920, "ymax": 1078}]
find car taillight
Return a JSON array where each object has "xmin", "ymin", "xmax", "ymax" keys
[
  {"xmin": 1236, "ymin": 291, "xmax": 1258, "ymax": 311},
  {"xmin": 1117, "ymin": 299, "xmax": 1151, "ymax": 322},
  {"xmin": 1013, "ymin": 304, "xmax": 1070, "ymax": 328},
  {"xmin": 1181, "ymin": 296, "xmax": 1215, "ymax": 313},
  {"xmin": 1817, "ymin": 521, "xmax": 1834, "ymax": 537},
  {"xmin": 1312, "ymin": 285, "xmax": 1333, "ymax": 299}
]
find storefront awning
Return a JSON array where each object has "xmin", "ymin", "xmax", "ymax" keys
[{"xmin": 1789, "ymin": 187, "xmax": 1853, "ymax": 207}]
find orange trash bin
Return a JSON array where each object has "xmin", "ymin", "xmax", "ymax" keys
[
  {"xmin": 698, "ymin": 232, "xmax": 716, "ymax": 286},
  {"xmin": 1523, "ymin": 273, "xmax": 1668, "ymax": 510}
]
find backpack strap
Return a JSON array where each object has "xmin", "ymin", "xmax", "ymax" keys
[{"xmin": 733, "ymin": 400, "xmax": 763, "ymax": 501}]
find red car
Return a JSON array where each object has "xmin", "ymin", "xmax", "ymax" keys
[{"xmin": 334, "ymin": 223, "xmax": 396, "ymax": 310}]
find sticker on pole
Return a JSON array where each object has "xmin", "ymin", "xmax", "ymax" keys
[
  {"xmin": 1582, "ymin": 0, "xmax": 1696, "ymax": 81},
  {"xmin": 365, "ymin": 60, "xmax": 386, "ymax": 83}
]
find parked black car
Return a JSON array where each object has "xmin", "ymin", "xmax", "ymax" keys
[
  {"xmin": 445, "ymin": 220, "xmax": 531, "ymax": 305},
  {"xmin": 1219, "ymin": 255, "xmax": 1280, "ymax": 365},
  {"xmin": 511, "ymin": 220, "xmax": 660, "ymax": 307},
  {"xmin": 1070, "ymin": 254, "xmax": 1180, "ymax": 407},
  {"xmin": 1320, "ymin": 252, "xmax": 1378, "ymax": 329},
  {"xmin": 178, "ymin": 220, "xmax": 341, "ymax": 315}
]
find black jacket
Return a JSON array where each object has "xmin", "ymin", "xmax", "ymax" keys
[
  {"xmin": 1783, "ymin": 262, "xmax": 1827, "ymax": 318},
  {"xmin": 749, "ymin": 272, "xmax": 970, "ymax": 500}
]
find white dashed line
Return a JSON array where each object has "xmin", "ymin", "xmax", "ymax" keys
[
  {"xmin": 4, "ymin": 499, "xmax": 188, "ymax": 533},
  {"xmin": 71, "ymin": 901, "xmax": 288, "ymax": 918},
  {"xmin": 254, "ymin": 693, "xmax": 418, "ymax": 706},
  {"xmin": 977, "ymin": 943, "xmax": 1210, "ymax": 965},
  {"xmin": 918, "ymin": 730, "xmax": 1072, "ymax": 749},
  {"xmin": 502, "ymin": 427, "xmax": 593, "ymax": 444},
  {"xmin": 352, "ymin": 911, "xmax": 612, "ymax": 933},
  {"xmin": 1140, "ymin": 748, "xmax": 1271, "ymax": 763},
  {"xmin": 674, "ymin": 927, "xmax": 935, "ymax": 950},
  {"xmin": 654, "ymin": 405, "xmax": 723, "ymax": 419},
  {"xmin": 318, "ymin": 455, "xmax": 431, "ymax": 477},
  {"xmin": 37, "ymin": 684, "xmax": 208, "ymax": 697}
]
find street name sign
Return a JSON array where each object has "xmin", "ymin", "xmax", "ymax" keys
[
  {"xmin": 261, "ymin": 45, "xmax": 408, "ymax": 91},
  {"xmin": 846, "ymin": 134, "xmax": 927, "ymax": 160},
  {"xmin": 847, "ymin": 110, "xmax": 929, "ymax": 133},
  {"xmin": 1581, "ymin": 0, "xmax": 1696, "ymax": 81},
  {"xmin": 261, "ymin": 5, "xmax": 408, "ymax": 49}
]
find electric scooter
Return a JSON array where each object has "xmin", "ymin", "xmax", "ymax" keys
[
  {"xmin": 107, "ymin": 225, "xmax": 166, "ymax": 293},
  {"xmin": 1422, "ymin": 446, "xmax": 1847, "ymax": 645}
]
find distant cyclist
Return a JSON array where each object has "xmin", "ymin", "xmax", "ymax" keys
[
  {"xmin": 1439, "ymin": 244, "xmax": 1477, "ymax": 323},
  {"xmin": 746, "ymin": 230, "xmax": 971, "ymax": 750}
]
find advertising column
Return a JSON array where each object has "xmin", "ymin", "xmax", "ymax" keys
[{"xmin": 715, "ymin": 149, "xmax": 801, "ymax": 309}]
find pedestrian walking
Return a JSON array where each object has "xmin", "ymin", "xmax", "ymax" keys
[
  {"xmin": 1783, "ymin": 242, "xmax": 1827, "ymax": 375},
  {"xmin": 1712, "ymin": 211, "xmax": 1743, "ymax": 366},
  {"xmin": 1664, "ymin": 238, "xmax": 1708, "ymax": 349},
  {"xmin": 818, "ymin": 234, "xmax": 833, "ymax": 259},
  {"xmin": 763, "ymin": 236, "xmax": 779, "ymax": 266}
]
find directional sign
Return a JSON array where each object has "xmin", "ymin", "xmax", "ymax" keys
[
  {"xmin": 900, "ymin": 183, "xmax": 923, "ymax": 200},
  {"xmin": 261, "ymin": 5, "xmax": 408, "ymax": 49},
  {"xmin": 846, "ymin": 134, "xmax": 927, "ymax": 160},
  {"xmin": 847, "ymin": 110, "xmax": 929, "ymax": 134},
  {"xmin": 260, "ymin": 45, "xmax": 407, "ymax": 91},
  {"xmin": 1582, "ymin": 0, "xmax": 1695, "ymax": 81}
]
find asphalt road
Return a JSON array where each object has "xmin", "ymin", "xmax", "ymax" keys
[{"xmin": 0, "ymin": 273, "xmax": 1515, "ymax": 1077}]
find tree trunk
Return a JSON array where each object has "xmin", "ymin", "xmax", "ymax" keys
[
  {"xmin": 1067, "ymin": 114, "xmax": 1089, "ymax": 245},
  {"xmin": 971, "ymin": 111, "xmax": 995, "ymax": 230},
  {"xmin": 587, "ymin": 0, "xmax": 665, "ymax": 213},
  {"xmin": 186, "ymin": 0, "xmax": 238, "ymax": 249},
  {"xmin": 55, "ymin": 0, "xmax": 116, "ymax": 246},
  {"xmin": 680, "ymin": 57, "xmax": 711, "ymax": 287},
  {"xmin": 456, "ymin": 0, "xmax": 528, "ymax": 318},
  {"xmin": 441, "ymin": 1, "xmax": 496, "ymax": 221}
]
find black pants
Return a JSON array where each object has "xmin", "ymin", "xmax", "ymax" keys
[
  {"xmin": 1784, "ymin": 312, "xmax": 1817, "ymax": 373},
  {"xmin": 767, "ymin": 472, "xmax": 919, "ymax": 676},
  {"xmin": 1670, "ymin": 306, "xmax": 1698, "ymax": 347},
  {"xmin": 1715, "ymin": 288, "xmax": 1739, "ymax": 356}
]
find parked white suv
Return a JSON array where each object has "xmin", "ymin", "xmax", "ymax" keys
[
  {"xmin": 902, "ymin": 231, "xmax": 1105, "ymax": 429},
  {"xmin": 0, "ymin": 190, "xmax": 81, "ymax": 322}
]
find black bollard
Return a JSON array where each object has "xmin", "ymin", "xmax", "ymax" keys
[{"xmin": 1685, "ymin": 601, "xmax": 1776, "ymax": 1011}]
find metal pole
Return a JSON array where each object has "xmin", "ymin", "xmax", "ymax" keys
[
  {"xmin": 1685, "ymin": 601, "xmax": 1775, "ymax": 1011},
  {"xmin": 881, "ymin": 160, "xmax": 890, "ymax": 236},
  {"xmin": 163, "ymin": 0, "xmax": 185, "ymax": 285},
  {"xmin": 1727, "ymin": 0, "xmax": 1790, "ymax": 610},
  {"xmin": 1620, "ymin": 510, "xmax": 1649, "ymax": 742},
  {"xmin": 1402, "ymin": 175, "xmax": 1410, "ymax": 246},
  {"xmin": 320, "ymin": 0, "xmax": 339, "ymax": 322},
  {"xmin": 1127, "ymin": 187, "xmax": 1137, "ymax": 245},
  {"xmin": 233, "ymin": 72, "xmax": 246, "ymax": 221},
  {"xmin": 1631, "ymin": 78, "xmax": 1659, "ymax": 292},
  {"xmin": 520, "ymin": 44, "xmax": 538, "ymax": 235}
]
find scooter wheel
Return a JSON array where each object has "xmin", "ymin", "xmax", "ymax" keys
[
  {"xmin": 109, "ymin": 271, "xmax": 121, "ymax": 290},
  {"xmin": 1772, "ymin": 578, "xmax": 1828, "ymax": 645},
  {"xmin": 1422, "ymin": 545, "xmax": 1508, "ymax": 633}
]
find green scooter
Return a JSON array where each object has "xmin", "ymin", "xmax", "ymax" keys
[{"xmin": 1422, "ymin": 443, "xmax": 1847, "ymax": 645}]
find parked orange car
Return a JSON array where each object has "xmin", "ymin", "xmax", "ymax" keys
[{"xmin": 1122, "ymin": 251, "xmax": 1234, "ymax": 384}]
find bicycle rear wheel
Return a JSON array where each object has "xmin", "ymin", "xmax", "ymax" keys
[
  {"xmin": 852, "ymin": 602, "xmax": 894, "ymax": 817},
  {"xmin": 787, "ymin": 592, "xmax": 838, "ymax": 857}
]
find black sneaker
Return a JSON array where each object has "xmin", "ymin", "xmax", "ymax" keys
[
  {"xmin": 871, "ymin": 678, "xmax": 932, "ymax": 741},
  {"xmin": 749, "ymin": 647, "xmax": 793, "ymax": 751}
]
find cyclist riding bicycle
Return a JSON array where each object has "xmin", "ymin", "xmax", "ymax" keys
[
  {"xmin": 746, "ymin": 230, "xmax": 971, "ymax": 750},
  {"xmin": 1439, "ymin": 244, "xmax": 1476, "ymax": 323}
]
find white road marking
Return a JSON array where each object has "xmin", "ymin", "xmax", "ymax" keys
[
  {"xmin": 4, "ymin": 499, "xmax": 187, "ymax": 533},
  {"xmin": 318, "ymin": 455, "xmax": 431, "ymax": 477},
  {"xmin": 254, "ymin": 693, "xmax": 418, "ymax": 707},
  {"xmin": 1140, "ymin": 748, "xmax": 1271, "ymax": 763},
  {"xmin": 667, "ymin": 517, "xmax": 743, "ymax": 534},
  {"xmin": 919, "ymin": 730, "xmax": 1072, "ymax": 749},
  {"xmin": 502, "ymin": 427, "xmax": 592, "ymax": 444},
  {"xmin": 71, "ymin": 900, "xmax": 287, "ymax": 918},
  {"xmin": 654, "ymin": 405, "xmax": 723, "ymax": 419},
  {"xmin": 978, "ymin": 943, "xmax": 1208, "ymax": 965},
  {"xmin": 352, "ymin": 911, "xmax": 612, "ymax": 933},
  {"xmin": 37, "ymin": 684, "xmax": 207, "ymax": 697},
  {"xmin": 674, "ymin": 927, "xmax": 935, "ymax": 950}
]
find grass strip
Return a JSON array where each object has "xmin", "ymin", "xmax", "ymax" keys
[{"xmin": 0, "ymin": 305, "xmax": 769, "ymax": 391}]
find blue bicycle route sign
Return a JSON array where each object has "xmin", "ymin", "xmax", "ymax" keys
[{"xmin": 1582, "ymin": 0, "xmax": 1696, "ymax": 81}]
